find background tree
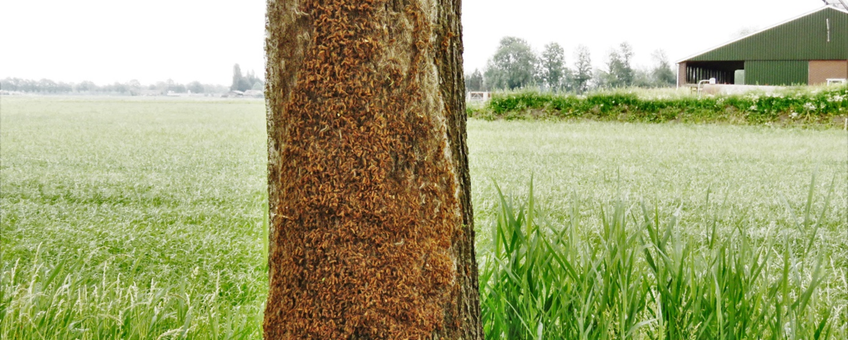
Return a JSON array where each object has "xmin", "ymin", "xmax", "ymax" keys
[
  {"xmin": 483, "ymin": 36, "xmax": 538, "ymax": 90},
  {"xmin": 165, "ymin": 79, "xmax": 186, "ymax": 93},
  {"xmin": 128, "ymin": 79, "xmax": 142, "ymax": 95},
  {"xmin": 539, "ymin": 42, "xmax": 567, "ymax": 92},
  {"xmin": 605, "ymin": 42, "xmax": 634, "ymax": 88},
  {"xmin": 58, "ymin": 81, "xmax": 73, "ymax": 93},
  {"xmin": 231, "ymin": 64, "xmax": 242, "ymax": 91},
  {"xmin": 571, "ymin": 45, "xmax": 593, "ymax": 94},
  {"xmin": 231, "ymin": 65, "xmax": 262, "ymax": 92},
  {"xmin": 600, "ymin": 53, "xmax": 619, "ymax": 88},
  {"xmin": 187, "ymin": 81, "xmax": 205, "ymax": 94},
  {"xmin": 1, "ymin": 78, "xmax": 17, "ymax": 91},
  {"xmin": 632, "ymin": 67, "xmax": 654, "ymax": 88},
  {"xmin": 230, "ymin": 64, "xmax": 242, "ymax": 91},
  {"xmin": 151, "ymin": 81, "xmax": 168, "ymax": 94},
  {"xmin": 650, "ymin": 49, "xmax": 676, "ymax": 87},
  {"xmin": 245, "ymin": 69, "xmax": 263, "ymax": 90},
  {"xmin": 109, "ymin": 82, "xmax": 129, "ymax": 94},
  {"xmin": 75, "ymin": 81, "xmax": 97, "ymax": 93},
  {"xmin": 593, "ymin": 67, "xmax": 610, "ymax": 89},
  {"xmin": 264, "ymin": 0, "xmax": 483, "ymax": 339},
  {"xmin": 231, "ymin": 64, "xmax": 251, "ymax": 92},
  {"xmin": 37, "ymin": 79, "xmax": 58, "ymax": 93},
  {"xmin": 465, "ymin": 69, "xmax": 484, "ymax": 92}
]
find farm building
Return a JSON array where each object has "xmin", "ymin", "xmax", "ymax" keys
[{"xmin": 677, "ymin": 5, "xmax": 848, "ymax": 86}]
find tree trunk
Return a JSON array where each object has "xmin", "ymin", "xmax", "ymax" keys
[{"xmin": 264, "ymin": 0, "xmax": 482, "ymax": 339}]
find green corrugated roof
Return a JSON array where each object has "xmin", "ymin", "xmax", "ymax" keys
[{"xmin": 680, "ymin": 6, "xmax": 848, "ymax": 62}]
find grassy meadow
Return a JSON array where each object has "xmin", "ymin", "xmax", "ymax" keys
[{"xmin": 1, "ymin": 96, "xmax": 847, "ymax": 338}]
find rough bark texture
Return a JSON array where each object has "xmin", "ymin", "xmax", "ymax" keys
[{"xmin": 264, "ymin": 0, "xmax": 482, "ymax": 338}]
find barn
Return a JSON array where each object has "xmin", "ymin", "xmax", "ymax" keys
[{"xmin": 677, "ymin": 5, "xmax": 848, "ymax": 87}]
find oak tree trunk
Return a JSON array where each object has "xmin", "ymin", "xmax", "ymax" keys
[{"xmin": 264, "ymin": 0, "xmax": 482, "ymax": 338}]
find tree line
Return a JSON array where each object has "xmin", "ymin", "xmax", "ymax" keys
[
  {"xmin": 466, "ymin": 37, "xmax": 676, "ymax": 94},
  {"xmin": 230, "ymin": 64, "xmax": 264, "ymax": 92},
  {"xmin": 0, "ymin": 77, "xmax": 230, "ymax": 95},
  {"xmin": 1, "ymin": 64, "xmax": 263, "ymax": 95}
]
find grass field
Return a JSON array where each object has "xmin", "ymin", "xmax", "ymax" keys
[
  {"xmin": 469, "ymin": 120, "xmax": 847, "ymax": 246},
  {"xmin": 1, "ymin": 96, "xmax": 846, "ymax": 338}
]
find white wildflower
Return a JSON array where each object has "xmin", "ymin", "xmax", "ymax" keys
[{"xmin": 803, "ymin": 102, "xmax": 816, "ymax": 111}]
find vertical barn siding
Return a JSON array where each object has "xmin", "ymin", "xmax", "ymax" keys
[
  {"xmin": 744, "ymin": 61, "xmax": 809, "ymax": 85},
  {"xmin": 690, "ymin": 8, "xmax": 848, "ymax": 61}
]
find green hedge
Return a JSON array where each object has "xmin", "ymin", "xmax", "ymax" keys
[{"xmin": 469, "ymin": 86, "xmax": 848, "ymax": 127}]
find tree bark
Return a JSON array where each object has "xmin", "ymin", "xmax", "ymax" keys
[{"xmin": 264, "ymin": 0, "xmax": 482, "ymax": 339}]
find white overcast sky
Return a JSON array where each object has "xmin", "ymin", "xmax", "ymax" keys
[{"xmin": 0, "ymin": 0, "xmax": 827, "ymax": 85}]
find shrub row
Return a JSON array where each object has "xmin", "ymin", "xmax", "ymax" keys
[{"xmin": 469, "ymin": 86, "xmax": 848, "ymax": 127}]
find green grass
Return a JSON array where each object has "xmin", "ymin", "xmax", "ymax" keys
[
  {"xmin": 1, "ymin": 97, "xmax": 268, "ymax": 339},
  {"xmin": 480, "ymin": 179, "xmax": 845, "ymax": 339},
  {"xmin": 2, "ymin": 96, "xmax": 846, "ymax": 338},
  {"xmin": 468, "ymin": 121, "xmax": 846, "ymax": 243},
  {"xmin": 469, "ymin": 120, "xmax": 847, "ymax": 338}
]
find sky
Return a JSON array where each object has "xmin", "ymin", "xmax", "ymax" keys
[{"xmin": 0, "ymin": 0, "xmax": 829, "ymax": 86}]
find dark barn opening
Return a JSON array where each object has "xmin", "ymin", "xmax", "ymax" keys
[{"xmin": 684, "ymin": 61, "xmax": 744, "ymax": 84}]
